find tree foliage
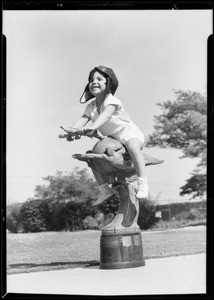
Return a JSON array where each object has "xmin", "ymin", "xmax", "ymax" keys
[
  {"xmin": 17, "ymin": 168, "xmax": 122, "ymax": 232},
  {"xmin": 138, "ymin": 199, "xmax": 158, "ymax": 230},
  {"xmin": 99, "ymin": 195, "xmax": 119, "ymax": 216},
  {"xmin": 20, "ymin": 199, "xmax": 48, "ymax": 232},
  {"xmin": 34, "ymin": 167, "xmax": 98, "ymax": 202},
  {"xmin": 7, "ymin": 197, "xmax": 206, "ymax": 233},
  {"xmin": 147, "ymin": 90, "xmax": 207, "ymax": 199},
  {"xmin": 8, "ymin": 168, "xmax": 160, "ymax": 232},
  {"xmin": 6, "ymin": 203, "xmax": 23, "ymax": 233},
  {"xmin": 179, "ymin": 173, "xmax": 206, "ymax": 199}
]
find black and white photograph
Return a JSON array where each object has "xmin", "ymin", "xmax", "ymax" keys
[{"xmin": 2, "ymin": 2, "xmax": 212, "ymax": 297}]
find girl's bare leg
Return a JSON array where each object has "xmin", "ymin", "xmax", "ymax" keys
[
  {"xmin": 91, "ymin": 169, "xmax": 115, "ymax": 206},
  {"xmin": 125, "ymin": 138, "xmax": 145, "ymax": 176},
  {"xmin": 125, "ymin": 138, "xmax": 149, "ymax": 198},
  {"xmin": 91, "ymin": 169, "xmax": 107, "ymax": 185}
]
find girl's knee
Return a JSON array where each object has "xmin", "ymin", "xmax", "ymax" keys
[{"xmin": 125, "ymin": 138, "xmax": 143, "ymax": 152}]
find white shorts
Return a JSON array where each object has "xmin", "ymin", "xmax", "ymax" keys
[{"xmin": 110, "ymin": 125, "xmax": 145, "ymax": 146}]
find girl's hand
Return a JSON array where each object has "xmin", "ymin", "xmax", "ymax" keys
[
  {"xmin": 82, "ymin": 128, "xmax": 96, "ymax": 136},
  {"xmin": 60, "ymin": 126, "xmax": 79, "ymax": 134},
  {"xmin": 59, "ymin": 126, "xmax": 103, "ymax": 141}
]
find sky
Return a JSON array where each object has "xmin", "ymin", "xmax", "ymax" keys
[{"xmin": 3, "ymin": 9, "xmax": 212, "ymax": 204}]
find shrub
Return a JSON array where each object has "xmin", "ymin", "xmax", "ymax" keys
[
  {"xmin": 20, "ymin": 199, "xmax": 48, "ymax": 232},
  {"xmin": 186, "ymin": 208, "xmax": 203, "ymax": 220},
  {"xmin": 82, "ymin": 216, "xmax": 99, "ymax": 230},
  {"xmin": 45, "ymin": 199, "xmax": 67, "ymax": 231},
  {"xmin": 99, "ymin": 195, "xmax": 119, "ymax": 216},
  {"xmin": 93, "ymin": 211, "xmax": 106, "ymax": 229},
  {"xmin": 174, "ymin": 208, "xmax": 205, "ymax": 222},
  {"xmin": 6, "ymin": 203, "xmax": 23, "ymax": 233},
  {"xmin": 138, "ymin": 199, "xmax": 159, "ymax": 230},
  {"xmin": 174, "ymin": 211, "xmax": 189, "ymax": 221},
  {"xmin": 6, "ymin": 214, "xmax": 17, "ymax": 233},
  {"xmin": 103, "ymin": 213, "xmax": 115, "ymax": 227}
]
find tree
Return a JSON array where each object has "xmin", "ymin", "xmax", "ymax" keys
[
  {"xmin": 147, "ymin": 90, "xmax": 207, "ymax": 199},
  {"xmin": 34, "ymin": 167, "xmax": 98, "ymax": 203},
  {"xmin": 30, "ymin": 168, "xmax": 99, "ymax": 231},
  {"xmin": 179, "ymin": 173, "xmax": 206, "ymax": 199}
]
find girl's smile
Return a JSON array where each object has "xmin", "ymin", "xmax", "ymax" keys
[{"xmin": 89, "ymin": 71, "xmax": 107, "ymax": 97}]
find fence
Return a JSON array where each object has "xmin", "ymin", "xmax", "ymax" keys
[{"xmin": 154, "ymin": 200, "xmax": 206, "ymax": 221}]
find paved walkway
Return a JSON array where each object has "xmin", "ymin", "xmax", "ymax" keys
[{"xmin": 7, "ymin": 253, "xmax": 206, "ymax": 296}]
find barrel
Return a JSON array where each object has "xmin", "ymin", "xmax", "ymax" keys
[{"xmin": 100, "ymin": 232, "xmax": 145, "ymax": 269}]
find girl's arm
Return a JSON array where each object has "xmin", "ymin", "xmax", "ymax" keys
[
  {"xmin": 88, "ymin": 105, "xmax": 116, "ymax": 130},
  {"xmin": 64, "ymin": 115, "xmax": 90, "ymax": 132},
  {"xmin": 71, "ymin": 114, "xmax": 90, "ymax": 129}
]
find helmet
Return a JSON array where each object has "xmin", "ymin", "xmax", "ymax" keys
[{"xmin": 80, "ymin": 65, "xmax": 119, "ymax": 103}]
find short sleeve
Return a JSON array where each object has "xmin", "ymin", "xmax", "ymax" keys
[
  {"xmin": 83, "ymin": 101, "xmax": 94, "ymax": 118},
  {"xmin": 103, "ymin": 95, "xmax": 122, "ymax": 111}
]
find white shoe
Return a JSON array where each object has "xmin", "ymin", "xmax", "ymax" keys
[
  {"xmin": 136, "ymin": 177, "xmax": 149, "ymax": 199},
  {"xmin": 92, "ymin": 184, "xmax": 115, "ymax": 206}
]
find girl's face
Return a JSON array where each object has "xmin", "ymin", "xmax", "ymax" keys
[{"xmin": 88, "ymin": 71, "xmax": 107, "ymax": 98}]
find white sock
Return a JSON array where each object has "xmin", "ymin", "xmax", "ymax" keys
[{"xmin": 137, "ymin": 176, "xmax": 149, "ymax": 199}]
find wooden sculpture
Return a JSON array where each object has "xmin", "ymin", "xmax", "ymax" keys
[{"xmin": 59, "ymin": 128, "xmax": 163, "ymax": 269}]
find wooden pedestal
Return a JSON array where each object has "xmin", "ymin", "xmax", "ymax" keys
[
  {"xmin": 100, "ymin": 232, "xmax": 145, "ymax": 269},
  {"xmin": 99, "ymin": 179, "xmax": 145, "ymax": 269}
]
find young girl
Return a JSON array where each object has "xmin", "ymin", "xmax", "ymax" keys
[{"xmin": 65, "ymin": 65, "xmax": 149, "ymax": 206}]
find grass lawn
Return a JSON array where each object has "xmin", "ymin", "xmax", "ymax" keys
[{"xmin": 7, "ymin": 226, "xmax": 206, "ymax": 274}]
